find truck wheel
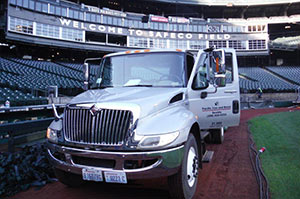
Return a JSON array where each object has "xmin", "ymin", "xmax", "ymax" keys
[
  {"xmin": 168, "ymin": 134, "xmax": 199, "ymax": 199},
  {"xmin": 54, "ymin": 168, "xmax": 84, "ymax": 187},
  {"xmin": 211, "ymin": 127, "xmax": 224, "ymax": 144}
]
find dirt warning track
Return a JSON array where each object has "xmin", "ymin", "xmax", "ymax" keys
[{"xmin": 9, "ymin": 108, "xmax": 297, "ymax": 199}]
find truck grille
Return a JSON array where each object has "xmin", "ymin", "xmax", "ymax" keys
[{"xmin": 63, "ymin": 107, "xmax": 132, "ymax": 146}]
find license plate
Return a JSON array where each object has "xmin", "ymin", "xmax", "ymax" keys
[
  {"xmin": 104, "ymin": 171, "xmax": 127, "ymax": 184},
  {"xmin": 82, "ymin": 168, "xmax": 103, "ymax": 182}
]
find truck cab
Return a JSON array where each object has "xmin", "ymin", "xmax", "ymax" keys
[{"xmin": 47, "ymin": 48, "xmax": 240, "ymax": 199}]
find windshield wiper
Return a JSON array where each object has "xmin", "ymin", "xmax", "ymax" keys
[{"xmin": 124, "ymin": 84, "xmax": 153, "ymax": 87}]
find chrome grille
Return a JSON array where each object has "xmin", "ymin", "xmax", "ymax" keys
[{"xmin": 63, "ymin": 107, "xmax": 132, "ymax": 146}]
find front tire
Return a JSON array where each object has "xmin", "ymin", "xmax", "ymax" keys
[{"xmin": 168, "ymin": 134, "xmax": 199, "ymax": 199}]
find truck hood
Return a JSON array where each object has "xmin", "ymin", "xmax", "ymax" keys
[{"xmin": 69, "ymin": 87, "xmax": 185, "ymax": 119}]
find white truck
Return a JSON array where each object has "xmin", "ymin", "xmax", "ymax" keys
[{"xmin": 46, "ymin": 48, "xmax": 240, "ymax": 199}]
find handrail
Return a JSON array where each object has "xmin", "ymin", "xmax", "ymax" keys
[
  {"xmin": 0, "ymin": 117, "xmax": 55, "ymax": 152},
  {"xmin": 0, "ymin": 117, "xmax": 54, "ymax": 135},
  {"xmin": 0, "ymin": 104, "xmax": 65, "ymax": 114}
]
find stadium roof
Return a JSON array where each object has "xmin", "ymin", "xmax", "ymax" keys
[{"xmin": 147, "ymin": 0, "xmax": 300, "ymax": 6}]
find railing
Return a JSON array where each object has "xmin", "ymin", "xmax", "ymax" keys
[
  {"xmin": 0, "ymin": 104, "xmax": 66, "ymax": 152},
  {"xmin": 0, "ymin": 117, "xmax": 54, "ymax": 152}
]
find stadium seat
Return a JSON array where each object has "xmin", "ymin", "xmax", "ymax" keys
[{"xmin": 239, "ymin": 66, "xmax": 297, "ymax": 92}]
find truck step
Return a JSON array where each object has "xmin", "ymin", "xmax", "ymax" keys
[
  {"xmin": 200, "ymin": 131, "xmax": 209, "ymax": 140},
  {"xmin": 202, "ymin": 150, "xmax": 214, "ymax": 163}
]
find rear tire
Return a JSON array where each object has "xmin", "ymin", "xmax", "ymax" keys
[
  {"xmin": 54, "ymin": 168, "xmax": 84, "ymax": 187},
  {"xmin": 168, "ymin": 134, "xmax": 199, "ymax": 199},
  {"xmin": 210, "ymin": 127, "xmax": 224, "ymax": 144}
]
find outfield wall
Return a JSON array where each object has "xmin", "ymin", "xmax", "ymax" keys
[{"xmin": 241, "ymin": 93, "xmax": 298, "ymax": 102}]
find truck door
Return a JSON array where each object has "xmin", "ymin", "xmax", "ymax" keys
[{"xmin": 187, "ymin": 49, "xmax": 240, "ymax": 129}]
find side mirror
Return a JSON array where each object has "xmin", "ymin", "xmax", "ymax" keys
[
  {"xmin": 211, "ymin": 49, "xmax": 226, "ymax": 87},
  {"xmin": 83, "ymin": 63, "xmax": 90, "ymax": 90},
  {"xmin": 212, "ymin": 49, "xmax": 225, "ymax": 74}
]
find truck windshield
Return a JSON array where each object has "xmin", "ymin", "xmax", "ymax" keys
[{"xmin": 91, "ymin": 52, "xmax": 186, "ymax": 88}]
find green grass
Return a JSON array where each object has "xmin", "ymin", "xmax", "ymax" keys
[{"xmin": 249, "ymin": 111, "xmax": 300, "ymax": 199}]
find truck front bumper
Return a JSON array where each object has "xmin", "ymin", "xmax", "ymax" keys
[{"xmin": 47, "ymin": 142, "xmax": 184, "ymax": 180}]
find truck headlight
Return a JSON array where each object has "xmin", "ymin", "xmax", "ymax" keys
[
  {"xmin": 136, "ymin": 131, "xmax": 179, "ymax": 149},
  {"xmin": 47, "ymin": 128, "xmax": 58, "ymax": 143}
]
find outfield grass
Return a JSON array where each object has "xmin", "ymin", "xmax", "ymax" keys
[{"xmin": 249, "ymin": 110, "xmax": 300, "ymax": 199}]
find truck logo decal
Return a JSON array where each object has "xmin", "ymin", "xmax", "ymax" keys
[
  {"xmin": 202, "ymin": 106, "xmax": 231, "ymax": 112},
  {"xmin": 89, "ymin": 105, "xmax": 102, "ymax": 116}
]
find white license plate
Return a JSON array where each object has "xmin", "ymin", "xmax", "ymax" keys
[
  {"xmin": 82, "ymin": 168, "xmax": 103, "ymax": 182},
  {"xmin": 104, "ymin": 171, "xmax": 127, "ymax": 184}
]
